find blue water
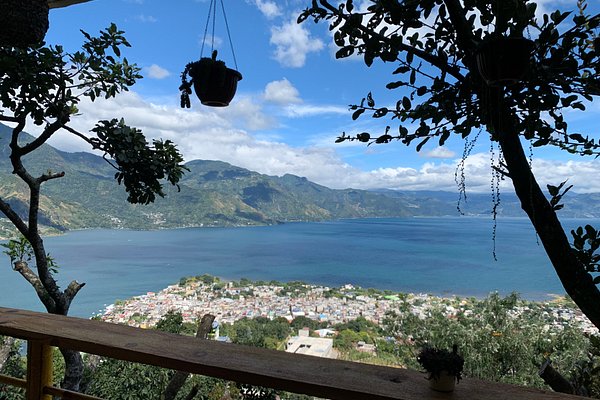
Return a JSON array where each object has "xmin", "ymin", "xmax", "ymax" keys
[{"xmin": 0, "ymin": 217, "xmax": 594, "ymax": 318}]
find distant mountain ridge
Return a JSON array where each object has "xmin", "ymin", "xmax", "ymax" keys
[{"xmin": 1, "ymin": 123, "xmax": 598, "ymax": 235}]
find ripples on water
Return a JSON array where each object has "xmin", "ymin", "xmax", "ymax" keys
[{"xmin": 0, "ymin": 217, "xmax": 594, "ymax": 317}]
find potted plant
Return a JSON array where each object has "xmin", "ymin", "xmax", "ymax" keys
[
  {"xmin": 0, "ymin": 0, "xmax": 49, "ymax": 47},
  {"xmin": 179, "ymin": 50, "xmax": 243, "ymax": 108},
  {"xmin": 417, "ymin": 345, "xmax": 464, "ymax": 392},
  {"xmin": 476, "ymin": 36, "xmax": 534, "ymax": 87}
]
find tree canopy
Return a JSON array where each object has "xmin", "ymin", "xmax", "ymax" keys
[
  {"xmin": 300, "ymin": 0, "xmax": 600, "ymax": 338},
  {"xmin": 0, "ymin": 24, "xmax": 186, "ymax": 391}
]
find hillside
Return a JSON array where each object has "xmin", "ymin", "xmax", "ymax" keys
[
  {"xmin": 1, "ymin": 123, "xmax": 598, "ymax": 235},
  {"xmin": 0, "ymin": 124, "xmax": 421, "ymax": 233}
]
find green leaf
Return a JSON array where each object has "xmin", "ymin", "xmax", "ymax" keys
[
  {"xmin": 336, "ymin": 46, "xmax": 354, "ymax": 59},
  {"xmin": 386, "ymin": 81, "xmax": 405, "ymax": 89},
  {"xmin": 375, "ymin": 134, "xmax": 392, "ymax": 144},
  {"xmin": 373, "ymin": 108, "xmax": 388, "ymax": 118},
  {"xmin": 560, "ymin": 95, "xmax": 578, "ymax": 107},
  {"xmin": 367, "ymin": 92, "xmax": 375, "ymax": 107},
  {"xmin": 416, "ymin": 137, "xmax": 430, "ymax": 152},
  {"xmin": 352, "ymin": 108, "xmax": 365, "ymax": 120},
  {"xmin": 356, "ymin": 132, "xmax": 370, "ymax": 142},
  {"xmin": 346, "ymin": 0, "xmax": 354, "ymax": 13},
  {"xmin": 402, "ymin": 96, "xmax": 411, "ymax": 110},
  {"xmin": 393, "ymin": 66, "xmax": 411, "ymax": 74}
]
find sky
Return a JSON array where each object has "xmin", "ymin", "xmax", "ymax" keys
[{"xmin": 34, "ymin": 0, "xmax": 600, "ymax": 194}]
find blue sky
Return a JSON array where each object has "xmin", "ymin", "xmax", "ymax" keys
[{"xmin": 37, "ymin": 0, "xmax": 600, "ymax": 193}]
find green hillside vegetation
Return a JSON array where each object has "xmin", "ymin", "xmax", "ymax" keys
[
  {"xmin": 0, "ymin": 123, "xmax": 420, "ymax": 233},
  {"xmin": 3, "ymin": 291, "xmax": 598, "ymax": 399},
  {"xmin": 2, "ymin": 123, "xmax": 599, "ymax": 237}
]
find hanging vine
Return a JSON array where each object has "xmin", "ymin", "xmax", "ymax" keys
[
  {"xmin": 454, "ymin": 129, "xmax": 482, "ymax": 215},
  {"xmin": 489, "ymin": 140, "xmax": 505, "ymax": 261}
]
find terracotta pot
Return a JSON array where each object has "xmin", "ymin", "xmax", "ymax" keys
[
  {"xmin": 0, "ymin": 0, "xmax": 50, "ymax": 47},
  {"xmin": 476, "ymin": 37, "xmax": 534, "ymax": 87},
  {"xmin": 429, "ymin": 370, "xmax": 456, "ymax": 392}
]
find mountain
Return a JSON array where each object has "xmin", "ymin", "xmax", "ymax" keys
[
  {"xmin": 374, "ymin": 189, "xmax": 600, "ymax": 219},
  {"xmin": 0, "ymin": 124, "xmax": 421, "ymax": 233},
  {"xmin": 1, "ymin": 123, "xmax": 598, "ymax": 235}
]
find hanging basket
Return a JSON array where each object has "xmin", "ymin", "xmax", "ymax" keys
[
  {"xmin": 180, "ymin": 51, "xmax": 243, "ymax": 108},
  {"xmin": 179, "ymin": 0, "xmax": 242, "ymax": 108},
  {"xmin": 0, "ymin": 0, "xmax": 50, "ymax": 47},
  {"xmin": 476, "ymin": 37, "xmax": 534, "ymax": 87},
  {"xmin": 191, "ymin": 58, "xmax": 242, "ymax": 107}
]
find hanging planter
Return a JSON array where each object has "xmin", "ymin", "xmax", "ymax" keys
[
  {"xmin": 0, "ymin": 0, "xmax": 50, "ymax": 47},
  {"xmin": 179, "ymin": 0, "xmax": 242, "ymax": 108},
  {"xmin": 476, "ymin": 37, "xmax": 534, "ymax": 87},
  {"xmin": 180, "ymin": 50, "xmax": 242, "ymax": 108}
]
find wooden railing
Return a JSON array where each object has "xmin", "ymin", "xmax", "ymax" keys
[{"xmin": 0, "ymin": 307, "xmax": 584, "ymax": 400}]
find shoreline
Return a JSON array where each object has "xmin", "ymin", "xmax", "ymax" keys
[{"xmin": 99, "ymin": 276, "xmax": 597, "ymax": 335}]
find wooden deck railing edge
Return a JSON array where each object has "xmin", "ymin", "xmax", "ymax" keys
[{"xmin": 0, "ymin": 307, "xmax": 585, "ymax": 400}]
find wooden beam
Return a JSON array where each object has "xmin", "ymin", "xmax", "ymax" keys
[
  {"xmin": 48, "ymin": 0, "xmax": 92, "ymax": 9},
  {"xmin": 0, "ymin": 307, "xmax": 585, "ymax": 400},
  {"xmin": 0, "ymin": 373, "xmax": 27, "ymax": 389},
  {"xmin": 26, "ymin": 340, "xmax": 52, "ymax": 400}
]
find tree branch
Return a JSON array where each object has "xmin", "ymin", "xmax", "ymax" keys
[
  {"xmin": 65, "ymin": 280, "xmax": 86, "ymax": 305},
  {"xmin": 62, "ymin": 124, "xmax": 94, "ymax": 145},
  {"xmin": 538, "ymin": 358, "xmax": 583, "ymax": 395},
  {"xmin": 441, "ymin": 0, "xmax": 478, "ymax": 67},
  {"xmin": 161, "ymin": 314, "xmax": 216, "ymax": 400},
  {"xmin": 317, "ymin": 0, "xmax": 466, "ymax": 82},
  {"xmin": 0, "ymin": 115, "xmax": 19, "ymax": 123},
  {"xmin": 38, "ymin": 171, "xmax": 66, "ymax": 184},
  {"xmin": 0, "ymin": 197, "xmax": 29, "ymax": 237},
  {"xmin": 13, "ymin": 261, "xmax": 56, "ymax": 313},
  {"xmin": 19, "ymin": 118, "xmax": 66, "ymax": 157}
]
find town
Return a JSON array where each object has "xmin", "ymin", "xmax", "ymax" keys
[{"xmin": 100, "ymin": 276, "xmax": 599, "ymax": 336}]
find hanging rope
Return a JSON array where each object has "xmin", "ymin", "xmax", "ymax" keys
[
  {"xmin": 199, "ymin": 0, "xmax": 239, "ymax": 71},
  {"xmin": 220, "ymin": 0, "xmax": 239, "ymax": 71},
  {"xmin": 200, "ymin": 0, "xmax": 215, "ymax": 57}
]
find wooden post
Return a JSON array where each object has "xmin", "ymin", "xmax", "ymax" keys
[{"xmin": 26, "ymin": 340, "xmax": 53, "ymax": 400}]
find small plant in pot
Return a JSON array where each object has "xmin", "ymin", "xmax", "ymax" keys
[
  {"xmin": 417, "ymin": 345, "xmax": 464, "ymax": 392},
  {"xmin": 475, "ymin": 35, "xmax": 534, "ymax": 87},
  {"xmin": 179, "ymin": 49, "xmax": 242, "ymax": 108}
]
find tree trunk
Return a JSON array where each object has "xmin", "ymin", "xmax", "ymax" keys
[
  {"xmin": 0, "ymin": 337, "xmax": 16, "ymax": 371},
  {"xmin": 161, "ymin": 314, "xmax": 215, "ymax": 400},
  {"xmin": 59, "ymin": 348, "xmax": 84, "ymax": 392},
  {"xmin": 494, "ymin": 92, "xmax": 600, "ymax": 330}
]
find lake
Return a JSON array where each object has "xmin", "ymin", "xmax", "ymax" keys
[{"xmin": 0, "ymin": 217, "xmax": 593, "ymax": 318}]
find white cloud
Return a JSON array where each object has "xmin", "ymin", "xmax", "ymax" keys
[
  {"xmin": 201, "ymin": 35, "xmax": 223, "ymax": 50},
  {"xmin": 343, "ymin": 153, "xmax": 600, "ymax": 194},
  {"xmin": 144, "ymin": 64, "xmax": 170, "ymax": 79},
  {"xmin": 425, "ymin": 146, "xmax": 456, "ymax": 159},
  {"xmin": 135, "ymin": 14, "xmax": 157, "ymax": 23},
  {"xmin": 250, "ymin": 0, "xmax": 282, "ymax": 19},
  {"xmin": 282, "ymin": 104, "xmax": 348, "ymax": 118},
  {"xmin": 22, "ymin": 91, "xmax": 599, "ymax": 196},
  {"xmin": 264, "ymin": 78, "xmax": 302, "ymax": 105},
  {"xmin": 270, "ymin": 17, "xmax": 324, "ymax": 68}
]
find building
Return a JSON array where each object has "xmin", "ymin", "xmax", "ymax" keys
[{"xmin": 285, "ymin": 329, "xmax": 334, "ymax": 359}]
